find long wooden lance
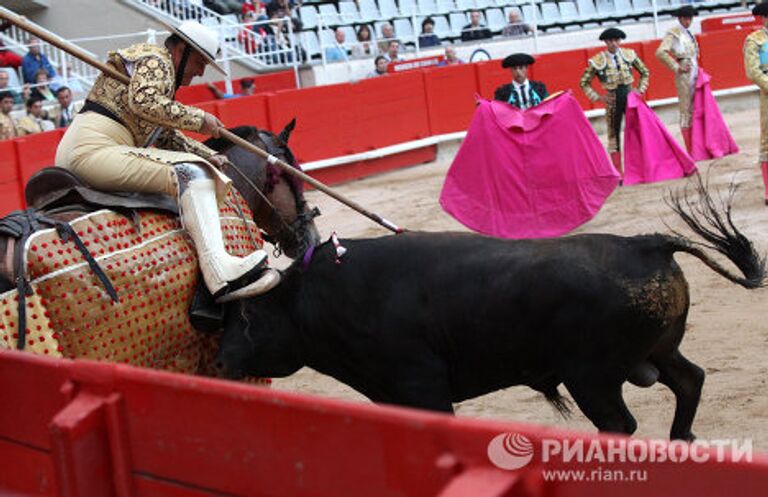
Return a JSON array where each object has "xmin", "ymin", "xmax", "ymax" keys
[{"xmin": 0, "ymin": 7, "xmax": 405, "ymax": 234}]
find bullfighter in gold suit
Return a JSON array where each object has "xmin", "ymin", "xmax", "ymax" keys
[
  {"xmin": 656, "ymin": 6, "xmax": 699, "ymax": 153},
  {"xmin": 580, "ymin": 28, "xmax": 650, "ymax": 180},
  {"xmin": 745, "ymin": 2, "xmax": 768, "ymax": 205},
  {"xmin": 56, "ymin": 21, "xmax": 271, "ymax": 298}
]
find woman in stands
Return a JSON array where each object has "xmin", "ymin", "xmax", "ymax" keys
[
  {"xmin": 351, "ymin": 25, "xmax": 374, "ymax": 59},
  {"xmin": 30, "ymin": 69, "xmax": 56, "ymax": 103}
]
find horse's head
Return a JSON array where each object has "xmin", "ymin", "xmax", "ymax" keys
[{"xmin": 206, "ymin": 122, "xmax": 321, "ymax": 259}]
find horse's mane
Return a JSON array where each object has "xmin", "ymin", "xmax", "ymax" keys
[{"xmin": 204, "ymin": 126, "xmax": 260, "ymax": 152}]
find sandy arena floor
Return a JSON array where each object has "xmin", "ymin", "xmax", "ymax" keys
[{"xmin": 269, "ymin": 107, "xmax": 768, "ymax": 449}]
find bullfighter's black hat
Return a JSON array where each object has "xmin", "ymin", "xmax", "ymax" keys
[
  {"xmin": 673, "ymin": 5, "xmax": 697, "ymax": 17},
  {"xmin": 599, "ymin": 28, "xmax": 626, "ymax": 41},
  {"xmin": 753, "ymin": 2, "xmax": 768, "ymax": 16},
  {"xmin": 502, "ymin": 53, "xmax": 535, "ymax": 68}
]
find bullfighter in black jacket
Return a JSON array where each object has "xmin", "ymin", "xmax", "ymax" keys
[{"xmin": 494, "ymin": 53, "xmax": 548, "ymax": 110}]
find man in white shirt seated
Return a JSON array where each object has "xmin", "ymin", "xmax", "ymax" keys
[
  {"xmin": 324, "ymin": 28, "xmax": 349, "ymax": 63},
  {"xmin": 16, "ymin": 95, "xmax": 55, "ymax": 136},
  {"xmin": 493, "ymin": 53, "xmax": 549, "ymax": 110}
]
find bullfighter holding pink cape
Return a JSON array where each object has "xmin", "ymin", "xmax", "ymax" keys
[{"xmin": 440, "ymin": 91, "xmax": 619, "ymax": 239}]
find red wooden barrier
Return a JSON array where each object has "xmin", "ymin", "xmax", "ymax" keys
[
  {"xmin": 423, "ymin": 64, "xmax": 480, "ymax": 134},
  {"xmin": 217, "ymin": 93, "xmax": 271, "ymax": 130},
  {"xmin": 640, "ymin": 39, "xmax": 678, "ymax": 101},
  {"xmin": 176, "ymin": 71, "xmax": 297, "ymax": 105},
  {"xmin": 267, "ymin": 82, "xmax": 355, "ymax": 162},
  {"xmin": 1, "ymin": 349, "xmax": 767, "ymax": 497},
  {"xmin": 13, "ymin": 129, "xmax": 64, "ymax": 187},
  {"xmin": 474, "ymin": 59, "xmax": 509, "ymax": 101},
  {"xmin": 0, "ymin": 140, "xmax": 22, "ymax": 216},
  {"xmin": 701, "ymin": 12, "xmax": 760, "ymax": 32},
  {"xmin": 534, "ymin": 49, "xmax": 592, "ymax": 110},
  {"xmin": 699, "ymin": 29, "xmax": 753, "ymax": 90},
  {"xmin": 351, "ymin": 71, "xmax": 431, "ymax": 150}
]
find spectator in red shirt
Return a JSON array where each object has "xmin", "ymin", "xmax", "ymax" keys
[{"xmin": 0, "ymin": 20, "xmax": 22, "ymax": 69}]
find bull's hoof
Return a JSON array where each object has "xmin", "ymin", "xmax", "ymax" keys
[
  {"xmin": 627, "ymin": 362, "xmax": 659, "ymax": 388},
  {"xmin": 672, "ymin": 432, "xmax": 696, "ymax": 442}
]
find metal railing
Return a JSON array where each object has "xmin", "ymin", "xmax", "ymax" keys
[{"xmin": 0, "ymin": 18, "xmax": 101, "ymax": 93}]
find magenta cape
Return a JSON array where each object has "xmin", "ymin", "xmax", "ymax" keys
[
  {"xmin": 440, "ymin": 92, "xmax": 619, "ymax": 239},
  {"xmin": 623, "ymin": 92, "xmax": 697, "ymax": 186},
  {"xmin": 690, "ymin": 70, "xmax": 739, "ymax": 161}
]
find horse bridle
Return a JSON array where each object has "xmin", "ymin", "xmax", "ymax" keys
[{"xmin": 222, "ymin": 128, "xmax": 318, "ymax": 256}]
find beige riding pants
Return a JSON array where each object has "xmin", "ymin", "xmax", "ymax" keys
[{"xmin": 55, "ymin": 112, "xmax": 230, "ymax": 200}]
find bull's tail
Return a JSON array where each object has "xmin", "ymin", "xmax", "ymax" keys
[
  {"xmin": 544, "ymin": 386, "xmax": 573, "ymax": 419},
  {"xmin": 666, "ymin": 175, "xmax": 766, "ymax": 289}
]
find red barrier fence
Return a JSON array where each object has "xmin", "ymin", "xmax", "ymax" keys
[
  {"xmin": 0, "ymin": 27, "xmax": 760, "ymax": 216},
  {"xmin": 1, "ymin": 349, "xmax": 767, "ymax": 497},
  {"xmin": 701, "ymin": 12, "xmax": 761, "ymax": 32}
]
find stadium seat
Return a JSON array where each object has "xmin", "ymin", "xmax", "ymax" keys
[
  {"xmin": 595, "ymin": 0, "xmax": 617, "ymax": 18},
  {"xmin": 394, "ymin": 18, "xmax": 415, "ymax": 40},
  {"xmin": 560, "ymin": 1, "xmax": 579, "ymax": 21},
  {"xmin": 338, "ymin": 2, "xmax": 361, "ymax": 23},
  {"xmin": 401, "ymin": 0, "xmax": 419, "ymax": 16},
  {"xmin": 359, "ymin": 0, "xmax": 382, "ymax": 20},
  {"xmin": 379, "ymin": 0, "xmax": 400, "ymax": 19},
  {"xmin": 433, "ymin": 15, "xmax": 452, "ymax": 37},
  {"xmin": 475, "ymin": 0, "xmax": 494, "ymax": 9},
  {"xmin": 576, "ymin": 0, "xmax": 603, "ymax": 22},
  {"xmin": 614, "ymin": 0, "xmax": 636, "ymax": 18},
  {"xmin": 318, "ymin": 4, "xmax": 342, "ymax": 26},
  {"xmin": 632, "ymin": 0, "xmax": 655, "ymax": 14},
  {"xmin": 342, "ymin": 25, "xmax": 357, "ymax": 43},
  {"xmin": 418, "ymin": 0, "xmax": 439, "ymax": 15},
  {"xmin": 437, "ymin": 0, "xmax": 456, "ymax": 14},
  {"xmin": 540, "ymin": 3, "xmax": 561, "ymax": 24},
  {"xmin": 521, "ymin": 4, "xmax": 539, "ymax": 23},
  {"xmin": 456, "ymin": 0, "xmax": 476, "ymax": 11},
  {"xmin": 300, "ymin": 31, "xmax": 321, "ymax": 58},
  {"xmin": 319, "ymin": 28, "xmax": 336, "ymax": 48},
  {"xmin": 299, "ymin": 5, "xmax": 319, "ymax": 30},
  {"xmin": 449, "ymin": 12, "xmax": 468, "ymax": 36},
  {"xmin": 486, "ymin": 8, "xmax": 506, "ymax": 31}
]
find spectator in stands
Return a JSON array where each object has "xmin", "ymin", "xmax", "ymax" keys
[
  {"xmin": 378, "ymin": 23, "xmax": 399, "ymax": 54},
  {"xmin": 207, "ymin": 78, "xmax": 256, "ymax": 99},
  {"xmin": 55, "ymin": 86, "xmax": 78, "ymax": 128},
  {"xmin": 656, "ymin": 5, "xmax": 699, "ymax": 153},
  {"xmin": 502, "ymin": 11, "xmax": 532, "ymax": 38},
  {"xmin": 0, "ymin": 69, "xmax": 29, "ymax": 104},
  {"xmin": 580, "ymin": 28, "xmax": 649, "ymax": 180},
  {"xmin": 461, "ymin": 10, "xmax": 492, "ymax": 42},
  {"xmin": 0, "ymin": 20, "xmax": 23, "ymax": 69},
  {"xmin": 325, "ymin": 28, "xmax": 350, "ymax": 62},
  {"xmin": 494, "ymin": 53, "xmax": 548, "ymax": 110},
  {"xmin": 0, "ymin": 91, "xmax": 17, "ymax": 141},
  {"xmin": 419, "ymin": 18, "xmax": 441, "ymax": 49},
  {"xmin": 384, "ymin": 40, "xmax": 401, "ymax": 62},
  {"xmin": 241, "ymin": 0, "xmax": 265, "ymax": 17},
  {"xmin": 745, "ymin": 2, "xmax": 768, "ymax": 204},
  {"xmin": 16, "ymin": 95, "xmax": 54, "ymax": 136},
  {"xmin": 367, "ymin": 55, "xmax": 389, "ymax": 78},
  {"xmin": 264, "ymin": 12, "xmax": 295, "ymax": 64},
  {"xmin": 238, "ymin": 10, "xmax": 264, "ymax": 54},
  {"xmin": 203, "ymin": 0, "xmax": 242, "ymax": 15},
  {"xmin": 21, "ymin": 36, "xmax": 57, "ymax": 86},
  {"xmin": 438, "ymin": 45, "xmax": 463, "ymax": 66},
  {"xmin": 30, "ymin": 69, "xmax": 56, "ymax": 103},
  {"xmin": 351, "ymin": 25, "xmax": 375, "ymax": 59}
]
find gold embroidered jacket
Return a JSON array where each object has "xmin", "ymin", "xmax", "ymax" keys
[
  {"xmin": 0, "ymin": 113, "xmax": 16, "ymax": 141},
  {"xmin": 656, "ymin": 25, "xmax": 699, "ymax": 73},
  {"xmin": 579, "ymin": 48, "xmax": 650, "ymax": 101},
  {"xmin": 745, "ymin": 29, "xmax": 768, "ymax": 92},
  {"xmin": 86, "ymin": 43, "xmax": 215, "ymax": 158}
]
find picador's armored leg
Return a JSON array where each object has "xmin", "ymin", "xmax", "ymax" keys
[{"xmin": 174, "ymin": 162, "xmax": 276, "ymax": 299}]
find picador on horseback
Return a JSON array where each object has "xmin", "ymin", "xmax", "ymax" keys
[{"xmin": 55, "ymin": 20, "xmax": 274, "ymax": 300}]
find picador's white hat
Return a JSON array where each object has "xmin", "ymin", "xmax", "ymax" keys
[{"xmin": 163, "ymin": 20, "xmax": 227, "ymax": 75}]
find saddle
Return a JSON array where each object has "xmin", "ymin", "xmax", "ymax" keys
[{"xmin": 0, "ymin": 168, "xmax": 224, "ymax": 350}]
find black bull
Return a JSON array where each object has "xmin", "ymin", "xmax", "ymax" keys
[{"xmin": 217, "ymin": 185, "xmax": 765, "ymax": 440}]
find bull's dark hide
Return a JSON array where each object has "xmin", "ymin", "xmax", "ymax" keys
[{"xmin": 218, "ymin": 181, "xmax": 765, "ymax": 440}]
